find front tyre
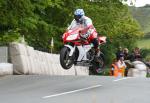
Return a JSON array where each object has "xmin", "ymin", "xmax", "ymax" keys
[{"xmin": 60, "ymin": 46, "xmax": 74, "ymax": 69}]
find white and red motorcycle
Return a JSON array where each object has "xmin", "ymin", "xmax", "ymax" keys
[{"xmin": 60, "ymin": 26, "xmax": 107, "ymax": 74}]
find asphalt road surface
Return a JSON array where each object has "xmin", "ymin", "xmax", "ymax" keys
[{"xmin": 0, "ymin": 75, "xmax": 150, "ymax": 103}]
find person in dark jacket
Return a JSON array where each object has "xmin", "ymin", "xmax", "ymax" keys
[
  {"xmin": 123, "ymin": 48, "xmax": 130, "ymax": 60},
  {"xmin": 116, "ymin": 46, "xmax": 124, "ymax": 60},
  {"xmin": 130, "ymin": 47, "xmax": 142, "ymax": 61}
]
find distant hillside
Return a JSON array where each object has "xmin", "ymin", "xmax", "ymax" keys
[{"xmin": 129, "ymin": 5, "xmax": 150, "ymax": 35}]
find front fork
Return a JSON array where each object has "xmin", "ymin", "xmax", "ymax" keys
[
  {"xmin": 64, "ymin": 45, "xmax": 75, "ymax": 57},
  {"xmin": 64, "ymin": 45, "xmax": 87, "ymax": 62}
]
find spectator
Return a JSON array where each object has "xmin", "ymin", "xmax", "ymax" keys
[
  {"xmin": 123, "ymin": 48, "xmax": 131, "ymax": 76},
  {"xmin": 130, "ymin": 47, "xmax": 142, "ymax": 61},
  {"xmin": 110, "ymin": 58, "xmax": 118, "ymax": 76},
  {"xmin": 123, "ymin": 48, "xmax": 130, "ymax": 60},
  {"xmin": 116, "ymin": 55, "xmax": 127, "ymax": 77},
  {"xmin": 134, "ymin": 47, "xmax": 141, "ymax": 58},
  {"xmin": 116, "ymin": 46, "xmax": 124, "ymax": 60}
]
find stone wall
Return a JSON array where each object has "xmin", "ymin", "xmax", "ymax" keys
[{"xmin": 9, "ymin": 42, "xmax": 89, "ymax": 75}]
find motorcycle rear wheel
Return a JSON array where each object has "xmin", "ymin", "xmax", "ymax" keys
[{"xmin": 89, "ymin": 55, "xmax": 105, "ymax": 75}]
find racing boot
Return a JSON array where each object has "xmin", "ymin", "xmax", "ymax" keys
[
  {"xmin": 94, "ymin": 48, "xmax": 100, "ymax": 62},
  {"xmin": 94, "ymin": 48, "xmax": 104, "ymax": 73}
]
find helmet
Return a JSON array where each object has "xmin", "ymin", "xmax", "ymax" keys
[
  {"xmin": 74, "ymin": 9, "xmax": 85, "ymax": 22},
  {"xmin": 74, "ymin": 9, "xmax": 85, "ymax": 16}
]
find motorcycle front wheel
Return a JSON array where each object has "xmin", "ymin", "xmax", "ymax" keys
[{"xmin": 60, "ymin": 46, "xmax": 74, "ymax": 69}]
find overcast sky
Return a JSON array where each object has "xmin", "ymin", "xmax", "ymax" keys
[{"xmin": 124, "ymin": 0, "xmax": 150, "ymax": 7}]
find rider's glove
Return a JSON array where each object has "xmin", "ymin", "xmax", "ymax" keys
[{"xmin": 80, "ymin": 33, "xmax": 89, "ymax": 39}]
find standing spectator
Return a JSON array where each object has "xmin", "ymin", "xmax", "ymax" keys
[
  {"xmin": 130, "ymin": 47, "xmax": 142, "ymax": 61},
  {"xmin": 134, "ymin": 47, "xmax": 142, "ymax": 60},
  {"xmin": 110, "ymin": 58, "xmax": 118, "ymax": 76},
  {"xmin": 116, "ymin": 46, "xmax": 124, "ymax": 60},
  {"xmin": 123, "ymin": 48, "xmax": 130, "ymax": 76},
  {"xmin": 123, "ymin": 48, "xmax": 130, "ymax": 60},
  {"xmin": 117, "ymin": 55, "xmax": 127, "ymax": 77}
]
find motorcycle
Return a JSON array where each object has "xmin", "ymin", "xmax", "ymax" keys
[{"xmin": 60, "ymin": 26, "xmax": 107, "ymax": 74}]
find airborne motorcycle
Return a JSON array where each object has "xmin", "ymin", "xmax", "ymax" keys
[{"xmin": 60, "ymin": 26, "xmax": 107, "ymax": 74}]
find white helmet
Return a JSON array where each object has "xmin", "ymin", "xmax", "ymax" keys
[
  {"xmin": 74, "ymin": 9, "xmax": 85, "ymax": 22},
  {"xmin": 74, "ymin": 9, "xmax": 85, "ymax": 16}
]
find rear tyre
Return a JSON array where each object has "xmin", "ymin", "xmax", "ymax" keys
[
  {"xmin": 89, "ymin": 54, "xmax": 105, "ymax": 75},
  {"xmin": 60, "ymin": 46, "xmax": 74, "ymax": 69}
]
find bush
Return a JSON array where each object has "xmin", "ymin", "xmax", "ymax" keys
[{"xmin": 141, "ymin": 48, "xmax": 150, "ymax": 60}]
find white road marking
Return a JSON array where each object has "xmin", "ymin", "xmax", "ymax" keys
[
  {"xmin": 113, "ymin": 77, "xmax": 133, "ymax": 82},
  {"xmin": 42, "ymin": 84, "xmax": 102, "ymax": 99}
]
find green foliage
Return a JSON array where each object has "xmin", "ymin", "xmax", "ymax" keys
[
  {"xmin": 0, "ymin": 28, "xmax": 20, "ymax": 45},
  {"xmin": 141, "ymin": 48, "xmax": 150, "ymax": 59},
  {"xmin": 137, "ymin": 37, "xmax": 150, "ymax": 62},
  {"xmin": 74, "ymin": 0, "xmax": 142, "ymax": 64},
  {"xmin": 137, "ymin": 38, "xmax": 150, "ymax": 49},
  {"xmin": 147, "ymin": 73, "xmax": 150, "ymax": 78},
  {"xmin": 129, "ymin": 6, "xmax": 150, "ymax": 35},
  {"xmin": 0, "ymin": 0, "xmax": 143, "ymax": 64}
]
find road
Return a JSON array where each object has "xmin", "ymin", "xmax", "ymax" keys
[{"xmin": 0, "ymin": 75, "xmax": 150, "ymax": 103}]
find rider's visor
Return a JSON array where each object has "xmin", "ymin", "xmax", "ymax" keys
[{"xmin": 74, "ymin": 15, "xmax": 82, "ymax": 22}]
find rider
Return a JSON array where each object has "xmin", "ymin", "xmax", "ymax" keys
[{"xmin": 67, "ymin": 9, "xmax": 99, "ymax": 57}]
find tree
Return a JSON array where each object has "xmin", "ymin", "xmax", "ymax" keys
[
  {"xmin": 0, "ymin": 0, "xmax": 143, "ymax": 64},
  {"xmin": 73, "ymin": 0, "xmax": 143, "ymax": 64}
]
